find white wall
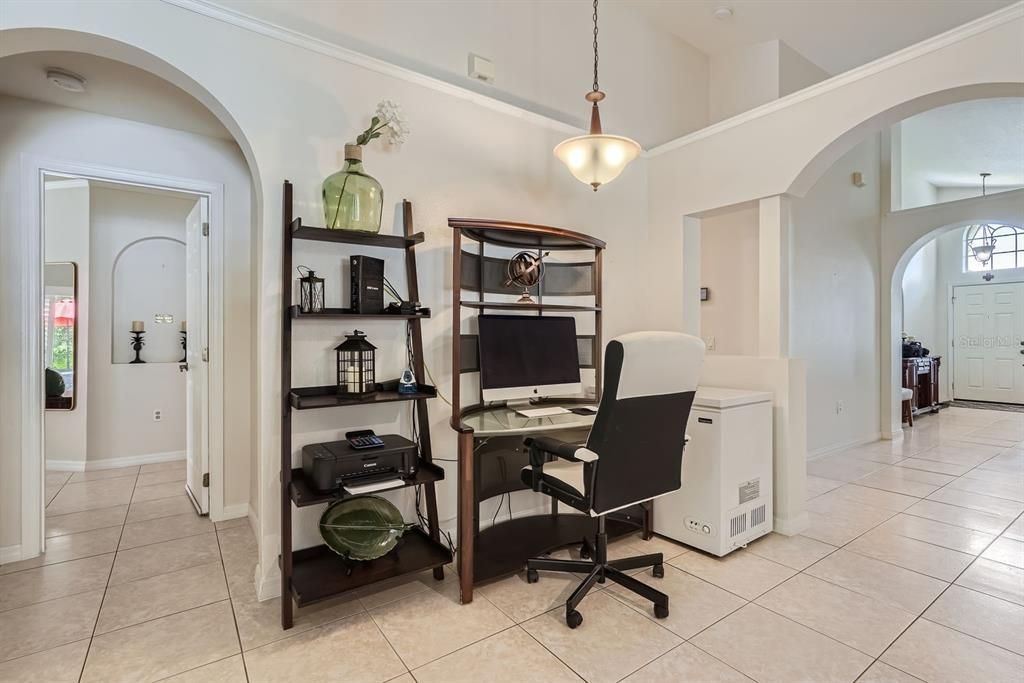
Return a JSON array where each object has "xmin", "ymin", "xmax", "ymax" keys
[
  {"xmin": 43, "ymin": 179, "xmax": 90, "ymax": 468},
  {"xmin": 902, "ymin": 238, "xmax": 940, "ymax": 351},
  {"xmin": 87, "ymin": 186, "xmax": 194, "ymax": 462},
  {"xmin": 791, "ymin": 137, "xmax": 883, "ymax": 456},
  {"xmin": 700, "ymin": 204, "xmax": 759, "ymax": 355},
  {"xmin": 778, "ymin": 42, "xmax": 830, "ymax": 98},
  {"xmin": 0, "ymin": 93, "xmax": 253, "ymax": 548}
]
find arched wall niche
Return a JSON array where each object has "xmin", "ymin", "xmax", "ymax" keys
[{"xmin": 111, "ymin": 236, "xmax": 186, "ymax": 364}]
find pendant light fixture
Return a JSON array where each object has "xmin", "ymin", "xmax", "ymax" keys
[
  {"xmin": 554, "ymin": 0, "xmax": 641, "ymax": 191},
  {"xmin": 966, "ymin": 173, "xmax": 996, "ymax": 265}
]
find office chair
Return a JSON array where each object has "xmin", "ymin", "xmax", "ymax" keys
[{"xmin": 521, "ymin": 331, "xmax": 704, "ymax": 629}]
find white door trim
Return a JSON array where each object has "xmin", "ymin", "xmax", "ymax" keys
[{"xmin": 20, "ymin": 154, "xmax": 228, "ymax": 560}]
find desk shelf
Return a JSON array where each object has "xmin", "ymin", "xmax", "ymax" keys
[
  {"xmin": 290, "ymin": 218, "xmax": 424, "ymax": 249},
  {"xmin": 289, "ymin": 305, "xmax": 430, "ymax": 321},
  {"xmin": 459, "ymin": 301, "xmax": 600, "ymax": 312},
  {"xmin": 289, "ymin": 383, "xmax": 436, "ymax": 410},
  {"xmin": 289, "ymin": 461, "xmax": 445, "ymax": 508}
]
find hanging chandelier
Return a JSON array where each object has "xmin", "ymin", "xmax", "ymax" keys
[
  {"xmin": 966, "ymin": 173, "xmax": 996, "ymax": 265},
  {"xmin": 554, "ymin": 0, "xmax": 641, "ymax": 191}
]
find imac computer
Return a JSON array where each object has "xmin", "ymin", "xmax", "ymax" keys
[{"xmin": 477, "ymin": 314, "xmax": 582, "ymax": 403}]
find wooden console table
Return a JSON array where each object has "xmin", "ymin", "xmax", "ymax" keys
[{"xmin": 902, "ymin": 356, "xmax": 942, "ymax": 415}]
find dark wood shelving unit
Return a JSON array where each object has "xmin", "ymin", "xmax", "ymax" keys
[
  {"xmin": 459, "ymin": 301, "xmax": 601, "ymax": 312},
  {"xmin": 280, "ymin": 181, "xmax": 449, "ymax": 629},
  {"xmin": 289, "ymin": 461, "xmax": 446, "ymax": 507}
]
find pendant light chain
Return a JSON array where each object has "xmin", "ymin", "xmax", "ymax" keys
[{"xmin": 592, "ymin": 0, "xmax": 600, "ymax": 93}]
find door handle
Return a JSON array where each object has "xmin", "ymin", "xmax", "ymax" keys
[{"xmin": 179, "ymin": 363, "xmax": 189, "ymax": 373}]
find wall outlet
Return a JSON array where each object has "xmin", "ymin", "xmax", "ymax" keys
[
  {"xmin": 153, "ymin": 409, "xmax": 162, "ymax": 422},
  {"xmin": 704, "ymin": 336, "xmax": 716, "ymax": 351},
  {"xmin": 835, "ymin": 400, "xmax": 844, "ymax": 415}
]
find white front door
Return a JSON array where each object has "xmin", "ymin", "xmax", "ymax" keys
[
  {"xmin": 953, "ymin": 282, "xmax": 1024, "ymax": 404},
  {"xmin": 184, "ymin": 198, "xmax": 210, "ymax": 513}
]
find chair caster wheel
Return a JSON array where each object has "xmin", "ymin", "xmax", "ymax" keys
[
  {"xmin": 654, "ymin": 604, "xmax": 669, "ymax": 619},
  {"xmin": 652, "ymin": 564, "xmax": 665, "ymax": 578},
  {"xmin": 526, "ymin": 568, "xmax": 539, "ymax": 584},
  {"xmin": 566, "ymin": 609, "xmax": 583, "ymax": 629},
  {"xmin": 579, "ymin": 544, "xmax": 592, "ymax": 560}
]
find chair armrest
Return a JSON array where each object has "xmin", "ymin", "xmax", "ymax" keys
[{"xmin": 523, "ymin": 436, "xmax": 598, "ymax": 467}]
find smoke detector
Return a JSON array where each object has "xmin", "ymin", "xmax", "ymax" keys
[
  {"xmin": 46, "ymin": 68, "xmax": 87, "ymax": 93},
  {"xmin": 713, "ymin": 7, "xmax": 734, "ymax": 20}
]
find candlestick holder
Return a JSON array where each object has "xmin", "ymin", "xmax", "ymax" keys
[
  {"xmin": 130, "ymin": 330, "xmax": 146, "ymax": 364},
  {"xmin": 180, "ymin": 330, "xmax": 187, "ymax": 363}
]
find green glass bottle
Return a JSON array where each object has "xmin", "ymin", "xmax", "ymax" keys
[{"xmin": 322, "ymin": 144, "xmax": 383, "ymax": 233}]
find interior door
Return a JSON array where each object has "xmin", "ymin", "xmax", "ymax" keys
[
  {"xmin": 184, "ymin": 198, "xmax": 210, "ymax": 514},
  {"xmin": 953, "ymin": 282, "xmax": 1024, "ymax": 404}
]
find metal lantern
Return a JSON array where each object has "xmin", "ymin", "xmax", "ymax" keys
[
  {"xmin": 967, "ymin": 173, "xmax": 997, "ymax": 266},
  {"xmin": 335, "ymin": 330, "xmax": 376, "ymax": 396},
  {"xmin": 298, "ymin": 266, "xmax": 325, "ymax": 313}
]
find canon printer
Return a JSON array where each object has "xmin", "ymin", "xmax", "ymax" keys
[{"xmin": 302, "ymin": 435, "xmax": 418, "ymax": 492}]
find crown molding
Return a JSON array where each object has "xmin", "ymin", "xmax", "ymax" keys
[
  {"xmin": 160, "ymin": 0, "xmax": 584, "ymax": 136},
  {"xmin": 645, "ymin": 1, "xmax": 1024, "ymax": 158}
]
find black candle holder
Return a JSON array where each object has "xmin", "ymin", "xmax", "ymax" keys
[
  {"xmin": 130, "ymin": 330, "xmax": 146, "ymax": 364},
  {"xmin": 180, "ymin": 330, "xmax": 187, "ymax": 363}
]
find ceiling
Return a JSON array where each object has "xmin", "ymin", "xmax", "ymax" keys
[
  {"xmin": 627, "ymin": 0, "xmax": 1014, "ymax": 74},
  {"xmin": 0, "ymin": 51, "xmax": 232, "ymax": 140},
  {"xmin": 900, "ymin": 97, "xmax": 1024, "ymax": 189}
]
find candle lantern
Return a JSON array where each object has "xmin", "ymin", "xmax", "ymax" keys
[
  {"xmin": 335, "ymin": 330, "xmax": 376, "ymax": 396},
  {"xmin": 297, "ymin": 266, "xmax": 325, "ymax": 314}
]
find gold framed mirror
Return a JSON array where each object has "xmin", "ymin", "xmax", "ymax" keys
[{"xmin": 44, "ymin": 262, "xmax": 77, "ymax": 410}]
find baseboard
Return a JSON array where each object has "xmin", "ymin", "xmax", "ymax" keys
[
  {"xmin": 773, "ymin": 512, "xmax": 809, "ymax": 536},
  {"xmin": 47, "ymin": 450, "xmax": 185, "ymax": 472},
  {"xmin": 807, "ymin": 433, "xmax": 881, "ymax": 461},
  {"xmin": 216, "ymin": 503, "xmax": 249, "ymax": 522},
  {"xmin": 0, "ymin": 544, "xmax": 24, "ymax": 564}
]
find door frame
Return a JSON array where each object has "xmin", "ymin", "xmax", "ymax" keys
[
  {"xmin": 20, "ymin": 154, "xmax": 227, "ymax": 560},
  {"xmin": 949, "ymin": 280, "xmax": 1024, "ymax": 404}
]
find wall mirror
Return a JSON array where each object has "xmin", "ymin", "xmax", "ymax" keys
[{"xmin": 44, "ymin": 262, "xmax": 78, "ymax": 410}]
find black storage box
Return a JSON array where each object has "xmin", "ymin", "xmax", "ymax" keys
[{"xmin": 301, "ymin": 434, "xmax": 418, "ymax": 492}]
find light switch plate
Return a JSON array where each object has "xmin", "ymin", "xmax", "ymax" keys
[{"xmin": 468, "ymin": 53, "xmax": 495, "ymax": 83}]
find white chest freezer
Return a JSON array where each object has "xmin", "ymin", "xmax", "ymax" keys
[{"xmin": 654, "ymin": 387, "xmax": 773, "ymax": 556}]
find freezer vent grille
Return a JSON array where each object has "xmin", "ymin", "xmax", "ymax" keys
[
  {"xmin": 750, "ymin": 504, "xmax": 766, "ymax": 528},
  {"xmin": 730, "ymin": 512, "xmax": 747, "ymax": 537}
]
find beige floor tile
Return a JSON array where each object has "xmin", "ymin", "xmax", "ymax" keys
[
  {"xmin": 46, "ymin": 477, "xmax": 136, "ymax": 516},
  {"xmin": 807, "ymin": 455, "xmax": 884, "ymax": 482},
  {"xmin": 1005, "ymin": 515, "xmax": 1024, "ymax": 542},
  {"xmin": 818, "ymin": 484, "xmax": 920, "ymax": 512},
  {"xmin": 46, "ymin": 470, "xmax": 73, "ymax": 487},
  {"xmin": 854, "ymin": 466, "xmax": 954, "ymax": 497},
  {"xmin": 608, "ymin": 564, "xmax": 746, "ymax": 638},
  {"xmin": 118, "ymin": 511, "xmax": 213, "ymax": 550},
  {"xmin": 875, "ymin": 513, "xmax": 996, "ymax": 555},
  {"xmin": 924, "ymin": 584, "xmax": 1024, "ymax": 655},
  {"xmin": 983, "ymin": 536, "xmax": 1024, "ymax": 568},
  {"xmin": 68, "ymin": 466, "xmax": 139, "ymax": 483},
  {"xmin": 479, "ymin": 568, "xmax": 599, "ymax": 624},
  {"xmin": 691, "ymin": 603, "xmax": 872, "ymax": 683},
  {"xmin": 46, "ymin": 483, "xmax": 64, "ymax": 506},
  {"xmin": 855, "ymin": 661, "xmax": 925, "ymax": 683},
  {"xmin": 746, "ymin": 533, "xmax": 836, "ymax": 570},
  {"xmin": 845, "ymin": 528, "xmax": 974, "ymax": 581},
  {"xmin": 904, "ymin": 499, "xmax": 1014, "ymax": 535},
  {"xmin": 622, "ymin": 642, "xmax": 753, "ymax": 683},
  {"xmin": 46, "ymin": 505, "xmax": 128, "ymax": 538},
  {"xmin": 109, "ymin": 532, "xmax": 220, "ymax": 585},
  {"xmin": 0, "ymin": 639, "xmax": 89, "ymax": 682},
  {"xmin": 896, "ymin": 457, "xmax": 974, "ymax": 477},
  {"xmin": 805, "ymin": 549, "xmax": 947, "ymax": 614},
  {"xmin": 956, "ymin": 557, "xmax": 1024, "ymax": 605},
  {"xmin": 668, "ymin": 550, "xmax": 795, "ymax": 600},
  {"xmin": 136, "ymin": 469, "xmax": 186, "ymax": 487},
  {"xmin": 243, "ymin": 613, "xmax": 405, "ymax": 683},
  {"xmin": 756, "ymin": 573, "xmax": 915, "ymax": 656},
  {"xmin": 161, "ymin": 655, "xmax": 247, "ymax": 682},
  {"xmin": 960, "ymin": 466, "xmax": 1024, "ymax": 485},
  {"xmin": 839, "ymin": 446, "xmax": 908, "ymax": 465},
  {"xmin": 927, "ymin": 486, "xmax": 1024, "ymax": 518},
  {"xmin": 96, "ymin": 561, "xmax": 227, "ymax": 634},
  {"xmin": 912, "ymin": 446, "xmax": 994, "ymax": 468},
  {"xmin": 522, "ymin": 591, "xmax": 681, "ymax": 683},
  {"xmin": 806, "ymin": 475, "xmax": 845, "ymax": 498},
  {"xmin": 0, "ymin": 553, "xmax": 112, "ymax": 611},
  {"xmin": 82, "ymin": 601, "xmax": 238, "ymax": 683},
  {"xmin": 0, "ymin": 526, "xmax": 121, "ymax": 575},
  {"xmin": 139, "ymin": 460, "xmax": 187, "ymax": 475},
  {"xmin": 411, "ymin": 626, "xmax": 580, "ymax": 683},
  {"xmin": 370, "ymin": 579, "xmax": 512, "ymax": 669},
  {"xmin": 0, "ymin": 590, "xmax": 102, "ymax": 661},
  {"xmin": 387, "ymin": 675, "xmax": 415, "ymax": 683},
  {"xmin": 978, "ymin": 451, "xmax": 1024, "ymax": 474},
  {"xmin": 881, "ymin": 618, "xmax": 1024, "ymax": 683},
  {"xmin": 803, "ymin": 496, "xmax": 895, "ymax": 547},
  {"xmin": 131, "ymin": 481, "xmax": 186, "ymax": 503},
  {"xmin": 946, "ymin": 475, "xmax": 1024, "ymax": 502},
  {"xmin": 355, "ymin": 571, "xmax": 438, "ymax": 611},
  {"xmin": 126, "ymin": 495, "xmax": 196, "ymax": 523},
  {"xmin": 214, "ymin": 516, "xmax": 250, "ymax": 531},
  {"xmin": 232, "ymin": 589, "xmax": 362, "ymax": 651},
  {"xmin": 627, "ymin": 533, "xmax": 690, "ymax": 561}
]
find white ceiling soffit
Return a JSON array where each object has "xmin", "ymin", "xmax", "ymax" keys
[
  {"xmin": 0, "ymin": 51, "xmax": 233, "ymax": 140},
  {"xmin": 628, "ymin": 0, "xmax": 1015, "ymax": 75},
  {"xmin": 901, "ymin": 97, "xmax": 1024, "ymax": 188}
]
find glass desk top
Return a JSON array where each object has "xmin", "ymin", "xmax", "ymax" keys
[{"xmin": 461, "ymin": 404, "xmax": 597, "ymax": 437}]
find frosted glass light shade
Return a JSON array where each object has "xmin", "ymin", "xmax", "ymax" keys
[{"xmin": 554, "ymin": 133, "xmax": 641, "ymax": 191}]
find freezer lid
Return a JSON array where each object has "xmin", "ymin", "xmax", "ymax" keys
[{"xmin": 694, "ymin": 386, "xmax": 773, "ymax": 409}]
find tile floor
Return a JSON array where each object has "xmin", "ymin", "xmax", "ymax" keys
[{"xmin": 2, "ymin": 406, "xmax": 1023, "ymax": 682}]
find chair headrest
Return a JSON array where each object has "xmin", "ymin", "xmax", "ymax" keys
[{"xmin": 608, "ymin": 331, "xmax": 705, "ymax": 400}]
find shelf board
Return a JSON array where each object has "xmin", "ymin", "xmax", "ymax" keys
[
  {"xmin": 289, "ymin": 460, "xmax": 445, "ymax": 508},
  {"xmin": 289, "ymin": 382, "xmax": 437, "ymax": 410},
  {"xmin": 289, "ymin": 305, "xmax": 430, "ymax": 320},
  {"xmin": 460, "ymin": 301, "xmax": 601, "ymax": 312},
  {"xmin": 289, "ymin": 527, "xmax": 452, "ymax": 607},
  {"xmin": 290, "ymin": 218, "xmax": 424, "ymax": 249}
]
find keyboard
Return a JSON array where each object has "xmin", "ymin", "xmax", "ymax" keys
[{"xmin": 514, "ymin": 406, "xmax": 571, "ymax": 418}]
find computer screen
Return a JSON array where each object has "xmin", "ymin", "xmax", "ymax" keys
[{"xmin": 477, "ymin": 314, "xmax": 582, "ymax": 401}]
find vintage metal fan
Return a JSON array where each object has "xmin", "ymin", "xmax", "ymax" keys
[{"xmin": 504, "ymin": 250, "xmax": 550, "ymax": 304}]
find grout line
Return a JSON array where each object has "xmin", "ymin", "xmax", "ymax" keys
[
  {"xmin": 150, "ymin": 653, "xmax": 241, "ymax": 683},
  {"xmin": 214, "ymin": 526, "xmax": 250, "ymax": 683}
]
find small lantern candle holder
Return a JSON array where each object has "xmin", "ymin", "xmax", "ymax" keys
[
  {"xmin": 130, "ymin": 330, "xmax": 146, "ymax": 364},
  {"xmin": 298, "ymin": 266, "xmax": 325, "ymax": 314},
  {"xmin": 335, "ymin": 330, "xmax": 376, "ymax": 397}
]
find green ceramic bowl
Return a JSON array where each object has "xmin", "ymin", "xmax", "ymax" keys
[{"xmin": 318, "ymin": 495, "xmax": 408, "ymax": 561}]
